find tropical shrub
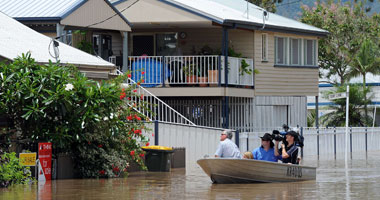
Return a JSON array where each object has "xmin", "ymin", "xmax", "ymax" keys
[
  {"xmin": 0, "ymin": 53, "xmax": 151, "ymax": 178},
  {"xmin": 320, "ymin": 84, "xmax": 373, "ymax": 127},
  {"xmin": 0, "ymin": 152, "xmax": 33, "ymax": 187}
]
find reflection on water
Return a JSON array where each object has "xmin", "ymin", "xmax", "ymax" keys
[{"xmin": 1, "ymin": 151, "xmax": 380, "ymax": 200}]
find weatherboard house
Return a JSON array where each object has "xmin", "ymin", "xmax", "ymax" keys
[{"xmin": 1, "ymin": 0, "xmax": 328, "ymax": 131}]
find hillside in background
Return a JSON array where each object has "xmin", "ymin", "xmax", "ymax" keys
[{"xmin": 276, "ymin": 0, "xmax": 380, "ymax": 19}]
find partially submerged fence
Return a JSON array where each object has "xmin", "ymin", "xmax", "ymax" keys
[
  {"xmin": 146, "ymin": 123, "xmax": 380, "ymax": 167},
  {"xmin": 145, "ymin": 121, "xmax": 233, "ymax": 167},
  {"xmin": 240, "ymin": 127, "xmax": 380, "ymax": 158}
]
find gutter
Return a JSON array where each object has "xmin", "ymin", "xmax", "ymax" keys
[{"xmin": 223, "ymin": 19, "xmax": 329, "ymax": 37}]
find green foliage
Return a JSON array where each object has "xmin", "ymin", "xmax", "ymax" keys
[
  {"xmin": 0, "ymin": 152, "xmax": 33, "ymax": 187},
  {"xmin": 307, "ymin": 109, "xmax": 316, "ymax": 127},
  {"xmin": 320, "ymin": 84, "xmax": 373, "ymax": 127},
  {"xmin": 74, "ymin": 30, "xmax": 94, "ymax": 54},
  {"xmin": 239, "ymin": 59, "xmax": 253, "ymax": 76},
  {"xmin": 0, "ymin": 53, "xmax": 152, "ymax": 178},
  {"xmin": 301, "ymin": 0, "xmax": 379, "ymax": 85},
  {"xmin": 248, "ymin": 0, "xmax": 283, "ymax": 13},
  {"xmin": 77, "ymin": 40, "xmax": 95, "ymax": 54},
  {"xmin": 183, "ymin": 64, "xmax": 196, "ymax": 77},
  {"xmin": 349, "ymin": 39, "xmax": 380, "ymax": 124}
]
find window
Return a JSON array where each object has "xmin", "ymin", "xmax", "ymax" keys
[
  {"xmin": 275, "ymin": 37, "xmax": 288, "ymax": 65},
  {"xmin": 304, "ymin": 39, "xmax": 317, "ymax": 66},
  {"xmin": 290, "ymin": 38, "xmax": 301, "ymax": 65},
  {"xmin": 261, "ymin": 34, "xmax": 268, "ymax": 61},
  {"xmin": 274, "ymin": 36, "xmax": 318, "ymax": 67}
]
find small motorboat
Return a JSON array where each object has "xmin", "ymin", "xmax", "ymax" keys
[{"xmin": 197, "ymin": 158, "xmax": 316, "ymax": 184}]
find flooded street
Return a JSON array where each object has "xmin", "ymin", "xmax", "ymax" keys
[{"xmin": 2, "ymin": 151, "xmax": 380, "ymax": 199}]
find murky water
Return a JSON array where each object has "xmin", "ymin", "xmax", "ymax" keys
[{"xmin": 2, "ymin": 151, "xmax": 380, "ymax": 200}]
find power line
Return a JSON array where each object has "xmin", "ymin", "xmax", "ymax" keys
[
  {"xmin": 276, "ymin": 0, "xmax": 301, "ymax": 7},
  {"xmin": 85, "ymin": 0, "xmax": 139, "ymax": 28}
]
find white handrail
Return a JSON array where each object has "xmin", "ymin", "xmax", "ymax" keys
[{"xmin": 116, "ymin": 69, "xmax": 195, "ymax": 125}]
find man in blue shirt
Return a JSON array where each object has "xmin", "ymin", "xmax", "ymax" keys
[{"xmin": 252, "ymin": 133, "xmax": 280, "ymax": 162}]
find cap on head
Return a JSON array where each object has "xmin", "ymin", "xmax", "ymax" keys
[
  {"xmin": 260, "ymin": 133, "xmax": 272, "ymax": 141},
  {"xmin": 286, "ymin": 130, "xmax": 298, "ymax": 138}
]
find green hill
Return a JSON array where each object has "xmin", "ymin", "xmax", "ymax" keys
[{"xmin": 276, "ymin": 0, "xmax": 380, "ymax": 19}]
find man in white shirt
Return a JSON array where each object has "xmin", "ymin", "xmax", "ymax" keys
[{"xmin": 215, "ymin": 130, "xmax": 242, "ymax": 158}]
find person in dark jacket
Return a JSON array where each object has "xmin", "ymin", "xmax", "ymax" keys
[{"xmin": 278, "ymin": 131, "xmax": 299, "ymax": 164}]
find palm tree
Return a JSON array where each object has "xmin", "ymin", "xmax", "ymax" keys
[
  {"xmin": 307, "ymin": 109, "xmax": 316, "ymax": 127},
  {"xmin": 349, "ymin": 39, "xmax": 380, "ymax": 124},
  {"xmin": 320, "ymin": 84, "xmax": 373, "ymax": 127}
]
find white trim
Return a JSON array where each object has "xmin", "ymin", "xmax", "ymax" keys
[
  {"xmin": 290, "ymin": 38, "xmax": 301, "ymax": 65},
  {"xmin": 261, "ymin": 33, "xmax": 268, "ymax": 61},
  {"xmin": 274, "ymin": 36, "xmax": 288, "ymax": 65},
  {"xmin": 304, "ymin": 39, "xmax": 317, "ymax": 66}
]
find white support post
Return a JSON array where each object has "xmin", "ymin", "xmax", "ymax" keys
[
  {"xmin": 345, "ymin": 85, "xmax": 349, "ymax": 166},
  {"xmin": 122, "ymin": 31, "xmax": 129, "ymax": 73},
  {"xmin": 56, "ymin": 23, "xmax": 65, "ymax": 43}
]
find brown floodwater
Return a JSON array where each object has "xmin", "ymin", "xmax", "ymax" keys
[{"xmin": 2, "ymin": 151, "xmax": 380, "ymax": 200}]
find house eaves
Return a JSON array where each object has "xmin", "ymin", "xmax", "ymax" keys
[
  {"xmin": 156, "ymin": 0, "xmax": 328, "ymax": 37},
  {"xmin": 0, "ymin": 0, "xmax": 131, "ymax": 31},
  {"xmin": 0, "ymin": 11, "xmax": 116, "ymax": 71}
]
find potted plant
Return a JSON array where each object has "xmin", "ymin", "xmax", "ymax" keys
[
  {"xmin": 183, "ymin": 64, "xmax": 196, "ymax": 85},
  {"xmin": 197, "ymin": 64, "xmax": 208, "ymax": 87},
  {"xmin": 239, "ymin": 59, "xmax": 253, "ymax": 76}
]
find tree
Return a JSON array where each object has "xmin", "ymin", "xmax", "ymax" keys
[
  {"xmin": 349, "ymin": 39, "xmax": 380, "ymax": 124},
  {"xmin": 301, "ymin": 0, "xmax": 374, "ymax": 85},
  {"xmin": 248, "ymin": 0, "xmax": 283, "ymax": 13},
  {"xmin": 0, "ymin": 53, "xmax": 151, "ymax": 177},
  {"xmin": 320, "ymin": 84, "xmax": 372, "ymax": 127},
  {"xmin": 307, "ymin": 109, "xmax": 316, "ymax": 127}
]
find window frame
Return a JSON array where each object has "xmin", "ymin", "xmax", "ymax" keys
[
  {"xmin": 261, "ymin": 33, "xmax": 268, "ymax": 62},
  {"xmin": 290, "ymin": 38, "xmax": 302, "ymax": 65},
  {"xmin": 274, "ymin": 36, "xmax": 288, "ymax": 65},
  {"xmin": 304, "ymin": 39, "xmax": 318, "ymax": 66},
  {"xmin": 274, "ymin": 36, "xmax": 318, "ymax": 68}
]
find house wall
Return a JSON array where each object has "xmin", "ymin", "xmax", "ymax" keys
[
  {"xmin": 116, "ymin": 0, "xmax": 209, "ymax": 25},
  {"xmin": 253, "ymin": 30, "xmax": 319, "ymax": 96},
  {"xmin": 229, "ymin": 29, "xmax": 255, "ymax": 58},
  {"xmin": 253, "ymin": 96, "xmax": 307, "ymax": 130},
  {"xmin": 61, "ymin": 0, "xmax": 130, "ymax": 31}
]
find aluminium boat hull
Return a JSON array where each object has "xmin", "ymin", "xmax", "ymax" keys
[{"xmin": 197, "ymin": 158, "xmax": 316, "ymax": 184}]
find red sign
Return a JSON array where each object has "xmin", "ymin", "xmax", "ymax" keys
[{"xmin": 38, "ymin": 142, "xmax": 52, "ymax": 181}]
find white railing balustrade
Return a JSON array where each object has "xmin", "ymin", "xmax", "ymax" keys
[
  {"xmin": 220, "ymin": 57, "xmax": 254, "ymax": 86},
  {"xmin": 125, "ymin": 78, "xmax": 195, "ymax": 125},
  {"xmin": 127, "ymin": 55, "xmax": 254, "ymax": 87}
]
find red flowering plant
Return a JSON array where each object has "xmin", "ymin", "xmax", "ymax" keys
[
  {"xmin": 72, "ymin": 72, "xmax": 153, "ymax": 178},
  {"xmin": 0, "ymin": 54, "xmax": 153, "ymax": 178}
]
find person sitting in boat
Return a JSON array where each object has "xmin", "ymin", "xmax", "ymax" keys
[
  {"xmin": 252, "ymin": 133, "xmax": 280, "ymax": 162},
  {"xmin": 243, "ymin": 151, "xmax": 253, "ymax": 159},
  {"xmin": 215, "ymin": 129, "xmax": 242, "ymax": 158},
  {"xmin": 277, "ymin": 131, "xmax": 299, "ymax": 164}
]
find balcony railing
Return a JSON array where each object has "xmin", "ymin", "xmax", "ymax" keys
[{"xmin": 127, "ymin": 55, "xmax": 254, "ymax": 87}]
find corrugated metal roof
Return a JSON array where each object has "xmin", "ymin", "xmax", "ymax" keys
[
  {"xmin": 0, "ymin": 11, "xmax": 114, "ymax": 68},
  {"xmin": 0, "ymin": 0, "xmax": 84, "ymax": 18},
  {"xmin": 162, "ymin": 0, "xmax": 328, "ymax": 35}
]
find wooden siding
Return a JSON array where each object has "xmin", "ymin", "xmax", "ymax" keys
[
  {"xmin": 61, "ymin": 0, "xmax": 130, "ymax": 31},
  {"xmin": 254, "ymin": 96, "xmax": 307, "ymax": 130},
  {"xmin": 254, "ymin": 30, "xmax": 319, "ymax": 96},
  {"xmin": 116, "ymin": 0, "xmax": 209, "ymax": 24},
  {"xmin": 229, "ymin": 29, "xmax": 255, "ymax": 58}
]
